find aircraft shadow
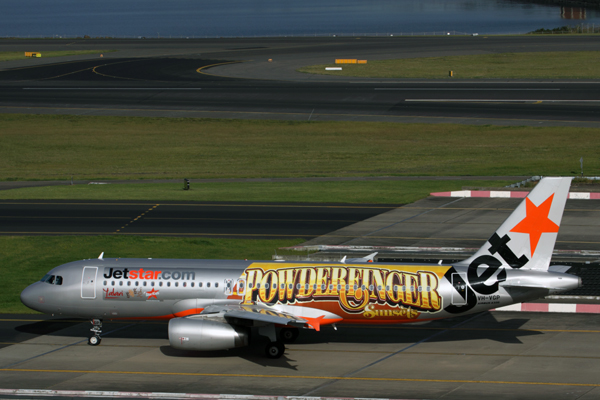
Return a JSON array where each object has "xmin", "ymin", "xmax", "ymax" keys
[{"xmin": 10, "ymin": 312, "xmax": 541, "ymax": 368}]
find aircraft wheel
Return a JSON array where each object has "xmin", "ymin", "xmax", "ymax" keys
[
  {"xmin": 265, "ymin": 341, "xmax": 285, "ymax": 359},
  {"xmin": 88, "ymin": 336, "xmax": 101, "ymax": 346},
  {"xmin": 280, "ymin": 327, "xmax": 299, "ymax": 344}
]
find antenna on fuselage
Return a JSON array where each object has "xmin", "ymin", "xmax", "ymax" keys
[{"xmin": 98, "ymin": 252, "xmax": 104, "ymax": 260}]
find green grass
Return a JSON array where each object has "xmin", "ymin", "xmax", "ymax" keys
[
  {"xmin": 298, "ymin": 51, "xmax": 600, "ymax": 79},
  {"xmin": 1, "ymin": 114, "xmax": 598, "ymax": 180},
  {"xmin": 0, "ymin": 50, "xmax": 115, "ymax": 62},
  {"xmin": 0, "ymin": 180, "xmax": 513, "ymax": 204},
  {"xmin": 0, "ymin": 236, "xmax": 305, "ymax": 313}
]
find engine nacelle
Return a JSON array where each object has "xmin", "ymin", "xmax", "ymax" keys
[{"xmin": 168, "ymin": 317, "xmax": 248, "ymax": 351}]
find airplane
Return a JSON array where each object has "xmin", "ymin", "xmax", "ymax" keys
[{"xmin": 20, "ymin": 177, "xmax": 581, "ymax": 359}]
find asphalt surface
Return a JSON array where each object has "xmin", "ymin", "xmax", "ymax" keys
[
  {"xmin": 301, "ymin": 197, "xmax": 600, "ymax": 253},
  {"xmin": 1, "ymin": 312, "xmax": 599, "ymax": 399},
  {"xmin": 0, "ymin": 200, "xmax": 397, "ymax": 239},
  {"xmin": 1, "ymin": 37, "xmax": 600, "ymax": 126}
]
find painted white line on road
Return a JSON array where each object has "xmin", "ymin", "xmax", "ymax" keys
[
  {"xmin": 405, "ymin": 99, "xmax": 600, "ymax": 102},
  {"xmin": 375, "ymin": 88, "xmax": 560, "ymax": 91},
  {"xmin": 23, "ymin": 88, "xmax": 203, "ymax": 90}
]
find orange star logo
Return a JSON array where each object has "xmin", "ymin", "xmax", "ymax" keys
[
  {"xmin": 510, "ymin": 194, "xmax": 559, "ymax": 256},
  {"xmin": 146, "ymin": 288, "xmax": 159, "ymax": 300}
]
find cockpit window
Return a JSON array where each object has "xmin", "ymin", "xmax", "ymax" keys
[{"xmin": 40, "ymin": 274, "xmax": 63, "ymax": 285}]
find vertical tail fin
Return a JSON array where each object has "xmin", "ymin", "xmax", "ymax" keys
[{"xmin": 459, "ymin": 177, "xmax": 572, "ymax": 271}]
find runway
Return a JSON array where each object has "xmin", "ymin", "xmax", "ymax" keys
[
  {"xmin": 0, "ymin": 200, "xmax": 396, "ymax": 239},
  {"xmin": 1, "ymin": 37, "xmax": 600, "ymax": 126},
  {"xmin": 1, "ymin": 312, "xmax": 599, "ymax": 399}
]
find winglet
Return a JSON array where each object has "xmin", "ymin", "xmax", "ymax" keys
[
  {"xmin": 98, "ymin": 252, "xmax": 104, "ymax": 260},
  {"xmin": 303, "ymin": 315, "xmax": 325, "ymax": 331}
]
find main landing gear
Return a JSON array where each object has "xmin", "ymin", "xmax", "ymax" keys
[
  {"xmin": 259, "ymin": 325, "xmax": 300, "ymax": 359},
  {"xmin": 265, "ymin": 340, "xmax": 285, "ymax": 359},
  {"xmin": 88, "ymin": 319, "xmax": 102, "ymax": 346},
  {"xmin": 280, "ymin": 327, "xmax": 299, "ymax": 344}
]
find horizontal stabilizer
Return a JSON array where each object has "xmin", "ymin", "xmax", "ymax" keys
[{"xmin": 548, "ymin": 265, "xmax": 571, "ymax": 273}]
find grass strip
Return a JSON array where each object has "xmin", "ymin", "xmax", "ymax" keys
[
  {"xmin": 0, "ymin": 114, "xmax": 598, "ymax": 180},
  {"xmin": 0, "ymin": 236, "xmax": 304, "ymax": 313},
  {"xmin": 0, "ymin": 50, "xmax": 114, "ymax": 62},
  {"xmin": 0, "ymin": 180, "xmax": 513, "ymax": 204},
  {"xmin": 298, "ymin": 51, "xmax": 600, "ymax": 79}
]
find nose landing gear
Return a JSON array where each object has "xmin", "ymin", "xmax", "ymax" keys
[{"xmin": 88, "ymin": 319, "xmax": 102, "ymax": 346}]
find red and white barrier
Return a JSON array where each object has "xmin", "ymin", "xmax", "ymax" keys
[
  {"xmin": 494, "ymin": 303, "xmax": 600, "ymax": 313},
  {"xmin": 431, "ymin": 191, "xmax": 600, "ymax": 199}
]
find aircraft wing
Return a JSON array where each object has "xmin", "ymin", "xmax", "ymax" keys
[{"xmin": 202, "ymin": 303, "xmax": 307, "ymax": 326}]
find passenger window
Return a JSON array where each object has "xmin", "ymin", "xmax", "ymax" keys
[
  {"xmin": 191, "ymin": 282, "xmax": 194, "ymax": 287},
  {"xmin": 167, "ymin": 282, "xmax": 171, "ymax": 287},
  {"xmin": 175, "ymin": 282, "xmax": 179, "ymax": 287},
  {"xmin": 112, "ymin": 281, "xmax": 115, "ymax": 286},
  {"xmin": 119, "ymin": 281, "xmax": 123, "ymax": 286},
  {"xmin": 183, "ymin": 282, "xmax": 187, "ymax": 287},
  {"xmin": 127, "ymin": 281, "xmax": 131, "ymax": 286},
  {"xmin": 199, "ymin": 282, "xmax": 203, "ymax": 288},
  {"xmin": 207, "ymin": 282, "xmax": 211, "ymax": 288},
  {"xmin": 104, "ymin": 281, "xmax": 107, "ymax": 286},
  {"xmin": 151, "ymin": 282, "xmax": 155, "ymax": 287},
  {"xmin": 215, "ymin": 283, "xmax": 219, "ymax": 288},
  {"xmin": 159, "ymin": 282, "xmax": 163, "ymax": 287},
  {"xmin": 143, "ymin": 281, "xmax": 147, "ymax": 287}
]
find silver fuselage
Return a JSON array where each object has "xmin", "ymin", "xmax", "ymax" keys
[{"xmin": 21, "ymin": 258, "xmax": 581, "ymax": 324}]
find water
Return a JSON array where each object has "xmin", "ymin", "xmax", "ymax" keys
[{"xmin": 1, "ymin": 0, "xmax": 600, "ymax": 38}]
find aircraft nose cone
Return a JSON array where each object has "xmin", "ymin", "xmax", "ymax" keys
[{"xmin": 20, "ymin": 283, "xmax": 44, "ymax": 312}]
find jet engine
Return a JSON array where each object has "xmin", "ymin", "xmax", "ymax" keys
[{"xmin": 168, "ymin": 317, "xmax": 249, "ymax": 351}]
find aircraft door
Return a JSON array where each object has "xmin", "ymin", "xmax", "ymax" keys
[
  {"xmin": 236, "ymin": 278, "xmax": 246, "ymax": 296},
  {"xmin": 81, "ymin": 267, "xmax": 98, "ymax": 299},
  {"xmin": 451, "ymin": 273, "xmax": 468, "ymax": 306}
]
